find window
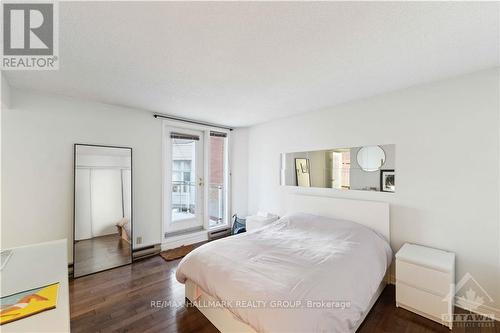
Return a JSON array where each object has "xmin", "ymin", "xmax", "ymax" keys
[
  {"xmin": 172, "ymin": 160, "xmax": 192, "ymax": 193},
  {"xmin": 208, "ymin": 131, "xmax": 228, "ymax": 228},
  {"xmin": 171, "ymin": 139, "xmax": 197, "ymax": 222}
]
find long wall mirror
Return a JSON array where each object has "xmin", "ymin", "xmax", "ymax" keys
[
  {"xmin": 73, "ymin": 144, "xmax": 132, "ymax": 277},
  {"xmin": 281, "ymin": 144, "xmax": 395, "ymax": 192}
]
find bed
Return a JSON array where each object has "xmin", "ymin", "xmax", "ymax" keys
[{"xmin": 176, "ymin": 194, "xmax": 392, "ymax": 333}]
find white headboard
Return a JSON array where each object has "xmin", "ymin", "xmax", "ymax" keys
[{"xmin": 285, "ymin": 194, "xmax": 390, "ymax": 242}]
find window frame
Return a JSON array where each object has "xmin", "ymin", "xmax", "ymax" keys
[{"xmin": 207, "ymin": 131, "xmax": 229, "ymax": 229}]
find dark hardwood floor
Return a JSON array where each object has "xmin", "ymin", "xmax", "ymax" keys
[
  {"xmin": 74, "ymin": 234, "xmax": 131, "ymax": 277},
  {"xmin": 70, "ymin": 255, "xmax": 499, "ymax": 333}
]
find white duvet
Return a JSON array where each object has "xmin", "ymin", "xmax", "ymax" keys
[{"xmin": 176, "ymin": 213, "xmax": 392, "ymax": 333}]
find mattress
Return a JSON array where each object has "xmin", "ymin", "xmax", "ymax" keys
[{"xmin": 176, "ymin": 212, "xmax": 392, "ymax": 333}]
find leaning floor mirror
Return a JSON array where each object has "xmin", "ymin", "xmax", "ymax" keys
[{"xmin": 73, "ymin": 144, "xmax": 132, "ymax": 277}]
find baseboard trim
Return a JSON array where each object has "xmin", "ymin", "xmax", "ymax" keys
[{"xmin": 161, "ymin": 230, "xmax": 208, "ymax": 251}]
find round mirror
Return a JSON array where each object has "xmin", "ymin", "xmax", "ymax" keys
[{"xmin": 356, "ymin": 145, "xmax": 386, "ymax": 172}]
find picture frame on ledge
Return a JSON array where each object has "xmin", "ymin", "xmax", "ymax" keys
[{"xmin": 380, "ymin": 169, "xmax": 395, "ymax": 192}]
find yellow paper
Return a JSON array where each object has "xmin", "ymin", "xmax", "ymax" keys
[{"xmin": 0, "ymin": 283, "xmax": 59, "ymax": 325}]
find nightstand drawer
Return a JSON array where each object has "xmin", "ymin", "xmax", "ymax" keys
[
  {"xmin": 396, "ymin": 259, "xmax": 451, "ymax": 296},
  {"xmin": 396, "ymin": 282, "xmax": 450, "ymax": 322}
]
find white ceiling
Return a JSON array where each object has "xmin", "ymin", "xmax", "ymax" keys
[{"xmin": 5, "ymin": 2, "xmax": 499, "ymax": 127}]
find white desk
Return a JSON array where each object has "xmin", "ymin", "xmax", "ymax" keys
[{"xmin": 0, "ymin": 239, "xmax": 70, "ymax": 332}]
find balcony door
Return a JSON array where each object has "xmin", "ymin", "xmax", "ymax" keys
[
  {"xmin": 163, "ymin": 123, "xmax": 230, "ymax": 240},
  {"xmin": 165, "ymin": 128, "xmax": 204, "ymax": 234}
]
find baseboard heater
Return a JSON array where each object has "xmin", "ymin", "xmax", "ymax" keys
[
  {"xmin": 208, "ymin": 228, "xmax": 231, "ymax": 240},
  {"xmin": 133, "ymin": 244, "xmax": 161, "ymax": 261}
]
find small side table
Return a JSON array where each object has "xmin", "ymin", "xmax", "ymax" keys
[{"xmin": 396, "ymin": 243, "xmax": 455, "ymax": 329}]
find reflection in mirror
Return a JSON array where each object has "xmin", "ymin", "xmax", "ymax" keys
[
  {"xmin": 295, "ymin": 158, "xmax": 311, "ymax": 187},
  {"xmin": 357, "ymin": 145, "xmax": 386, "ymax": 172},
  {"xmin": 281, "ymin": 144, "xmax": 395, "ymax": 192},
  {"xmin": 74, "ymin": 144, "xmax": 132, "ymax": 277}
]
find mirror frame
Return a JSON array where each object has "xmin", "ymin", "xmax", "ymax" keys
[{"xmin": 73, "ymin": 143, "xmax": 133, "ymax": 278}]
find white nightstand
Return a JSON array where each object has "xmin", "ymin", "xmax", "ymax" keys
[{"xmin": 395, "ymin": 243, "xmax": 455, "ymax": 329}]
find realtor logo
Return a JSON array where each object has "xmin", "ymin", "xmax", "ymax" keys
[
  {"xmin": 442, "ymin": 273, "xmax": 496, "ymax": 327},
  {"xmin": 1, "ymin": 1, "xmax": 58, "ymax": 70},
  {"xmin": 454, "ymin": 273, "xmax": 494, "ymax": 312}
]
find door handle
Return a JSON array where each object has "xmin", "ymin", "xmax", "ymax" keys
[{"xmin": 198, "ymin": 178, "xmax": 204, "ymax": 187}]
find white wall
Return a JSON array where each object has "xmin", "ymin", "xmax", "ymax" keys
[
  {"xmin": 244, "ymin": 68, "xmax": 500, "ymax": 309},
  {"xmin": 0, "ymin": 74, "xmax": 10, "ymax": 249},
  {"xmin": 230, "ymin": 128, "xmax": 249, "ymax": 217},
  {"xmin": 1, "ymin": 74, "xmax": 10, "ymax": 109},
  {"xmin": 2, "ymin": 88, "xmax": 163, "ymax": 261}
]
